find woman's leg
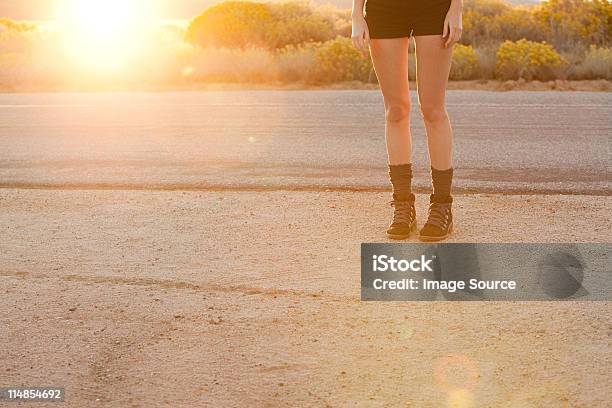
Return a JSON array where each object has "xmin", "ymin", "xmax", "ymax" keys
[
  {"xmin": 369, "ymin": 37, "xmax": 412, "ymax": 165},
  {"xmin": 414, "ymin": 35, "xmax": 455, "ymax": 241},
  {"xmin": 369, "ymin": 37, "xmax": 417, "ymax": 239},
  {"xmin": 414, "ymin": 35, "xmax": 453, "ymax": 170}
]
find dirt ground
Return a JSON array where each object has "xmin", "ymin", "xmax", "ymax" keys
[{"xmin": 1, "ymin": 189, "xmax": 610, "ymax": 407}]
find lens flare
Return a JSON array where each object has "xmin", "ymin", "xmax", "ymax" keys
[
  {"xmin": 447, "ymin": 388, "xmax": 474, "ymax": 408},
  {"xmin": 433, "ymin": 354, "xmax": 480, "ymax": 392},
  {"xmin": 55, "ymin": 0, "xmax": 157, "ymax": 72}
]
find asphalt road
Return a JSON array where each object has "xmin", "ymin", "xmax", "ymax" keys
[{"xmin": 0, "ymin": 90, "xmax": 610, "ymax": 195}]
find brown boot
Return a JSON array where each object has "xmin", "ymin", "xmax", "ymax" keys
[
  {"xmin": 419, "ymin": 197, "xmax": 453, "ymax": 242},
  {"xmin": 386, "ymin": 198, "xmax": 417, "ymax": 240}
]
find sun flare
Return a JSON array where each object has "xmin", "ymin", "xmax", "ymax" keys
[{"xmin": 55, "ymin": 0, "xmax": 157, "ymax": 71}]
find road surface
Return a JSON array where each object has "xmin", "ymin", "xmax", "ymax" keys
[{"xmin": 0, "ymin": 90, "xmax": 610, "ymax": 194}]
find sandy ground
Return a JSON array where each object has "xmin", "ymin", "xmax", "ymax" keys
[
  {"xmin": 1, "ymin": 189, "xmax": 611, "ymax": 407},
  {"xmin": 0, "ymin": 90, "xmax": 610, "ymax": 407}
]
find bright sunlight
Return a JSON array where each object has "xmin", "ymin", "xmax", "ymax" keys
[{"xmin": 55, "ymin": 0, "xmax": 159, "ymax": 71}]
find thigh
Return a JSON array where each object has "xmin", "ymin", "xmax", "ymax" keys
[
  {"xmin": 414, "ymin": 35, "xmax": 452, "ymax": 106},
  {"xmin": 369, "ymin": 38, "xmax": 411, "ymax": 107}
]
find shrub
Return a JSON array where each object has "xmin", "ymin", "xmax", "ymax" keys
[
  {"xmin": 450, "ymin": 44, "xmax": 480, "ymax": 80},
  {"xmin": 186, "ymin": 1, "xmax": 337, "ymax": 50},
  {"xmin": 495, "ymin": 39, "xmax": 564, "ymax": 80},
  {"xmin": 474, "ymin": 46, "xmax": 497, "ymax": 79},
  {"xmin": 533, "ymin": 0, "xmax": 611, "ymax": 50},
  {"xmin": 269, "ymin": 2, "xmax": 336, "ymax": 48},
  {"xmin": 182, "ymin": 46, "xmax": 276, "ymax": 83},
  {"xmin": 277, "ymin": 43, "xmax": 317, "ymax": 82},
  {"xmin": 493, "ymin": 7, "xmax": 546, "ymax": 44},
  {"xmin": 310, "ymin": 36, "xmax": 372, "ymax": 84},
  {"xmin": 570, "ymin": 45, "xmax": 612, "ymax": 79},
  {"xmin": 462, "ymin": 0, "xmax": 512, "ymax": 46},
  {"xmin": 0, "ymin": 18, "xmax": 37, "ymax": 32},
  {"xmin": 316, "ymin": 4, "xmax": 352, "ymax": 38},
  {"xmin": 462, "ymin": 0, "xmax": 610, "ymax": 50},
  {"xmin": 185, "ymin": 1, "xmax": 273, "ymax": 48},
  {"xmin": 464, "ymin": 0, "xmax": 510, "ymax": 18}
]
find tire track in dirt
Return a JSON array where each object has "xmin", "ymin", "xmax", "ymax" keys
[{"xmin": 0, "ymin": 270, "xmax": 346, "ymax": 301}]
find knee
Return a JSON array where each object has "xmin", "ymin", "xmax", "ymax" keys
[
  {"xmin": 385, "ymin": 101, "xmax": 411, "ymax": 123},
  {"xmin": 420, "ymin": 104, "xmax": 448, "ymax": 124}
]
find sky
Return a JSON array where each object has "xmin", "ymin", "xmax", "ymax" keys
[
  {"xmin": 0, "ymin": 0, "xmax": 353, "ymax": 20},
  {"xmin": 0, "ymin": 0, "xmax": 216, "ymax": 20},
  {"xmin": 0, "ymin": 0, "xmax": 540, "ymax": 21}
]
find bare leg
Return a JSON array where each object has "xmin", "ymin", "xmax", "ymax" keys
[
  {"xmin": 369, "ymin": 37, "xmax": 412, "ymax": 165},
  {"xmin": 414, "ymin": 35, "xmax": 453, "ymax": 170},
  {"xmin": 414, "ymin": 35, "xmax": 455, "ymax": 241}
]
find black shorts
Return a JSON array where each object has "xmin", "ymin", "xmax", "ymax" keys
[{"xmin": 364, "ymin": 0, "xmax": 451, "ymax": 39}]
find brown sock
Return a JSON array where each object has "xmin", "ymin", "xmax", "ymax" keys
[
  {"xmin": 431, "ymin": 166, "xmax": 453, "ymax": 203},
  {"xmin": 388, "ymin": 163, "xmax": 414, "ymax": 202}
]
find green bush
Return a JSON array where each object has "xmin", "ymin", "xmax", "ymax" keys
[
  {"xmin": 310, "ymin": 36, "xmax": 372, "ymax": 84},
  {"xmin": 450, "ymin": 44, "xmax": 480, "ymax": 80},
  {"xmin": 495, "ymin": 39, "xmax": 564, "ymax": 80}
]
